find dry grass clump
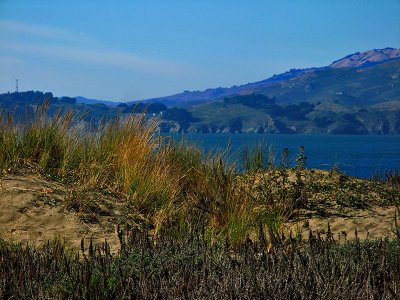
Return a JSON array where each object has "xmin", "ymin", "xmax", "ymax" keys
[
  {"xmin": 0, "ymin": 103, "xmax": 276, "ymax": 243},
  {"xmin": 0, "ymin": 104, "xmax": 189, "ymax": 232}
]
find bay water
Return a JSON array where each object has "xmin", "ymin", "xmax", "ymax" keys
[{"xmin": 171, "ymin": 134, "xmax": 400, "ymax": 179}]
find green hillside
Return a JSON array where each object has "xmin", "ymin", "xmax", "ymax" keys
[
  {"xmin": 248, "ymin": 60, "xmax": 400, "ymax": 105},
  {"xmin": 186, "ymin": 60, "xmax": 400, "ymax": 134}
]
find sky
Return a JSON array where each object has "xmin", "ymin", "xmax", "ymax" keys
[{"xmin": 0, "ymin": 0, "xmax": 399, "ymax": 102}]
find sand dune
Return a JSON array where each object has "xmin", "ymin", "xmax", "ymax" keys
[
  {"xmin": 0, "ymin": 174, "xmax": 398, "ymax": 251},
  {"xmin": 0, "ymin": 175, "xmax": 123, "ymax": 252}
]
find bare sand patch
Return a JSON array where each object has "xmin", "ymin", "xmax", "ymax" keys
[
  {"xmin": 287, "ymin": 205, "xmax": 397, "ymax": 241},
  {"xmin": 0, "ymin": 175, "xmax": 130, "ymax": 253}
]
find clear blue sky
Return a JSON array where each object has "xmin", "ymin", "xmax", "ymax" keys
[{"xmin": 0, "ymin": 0, "xmax": 399, "ymax": 102}]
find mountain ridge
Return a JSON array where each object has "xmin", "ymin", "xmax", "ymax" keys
[
  {"xmin": 330, "ymin": 47, "xmax": 400, "ymax": 68},
  {"xmin": 73, "ymin": 48, "xmax": 399, "ymax": 108},
  {"xmin": 134, "ymin": 47, "xmax": 399, "ymax": 108},
  {"xmin": 183, "ymin": 58, "xmax": 400, "ymax": 134},
  {"xmin": 1, "ymin": 48, "xmax": 399, "ymax": 135},
  {"xmin": 74, "ymin": 96, "xmax": 122, "ymax": 107}
]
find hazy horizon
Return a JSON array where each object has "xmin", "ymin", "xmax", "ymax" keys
[{"xmin": 1, "ymin": 0, "xmax": 399, "ymax": 102}]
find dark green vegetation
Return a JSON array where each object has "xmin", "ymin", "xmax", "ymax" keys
[
  {"xmin": 186, "ymin": 59, "xmax": 400, "ymax": 134},
  {"xmin": 0, "ymin": 90, "xmax": 199, "ymax": 133},
  {"xmin": 2, "ymin": 226, "xmax": 400, "ymax": 299}
]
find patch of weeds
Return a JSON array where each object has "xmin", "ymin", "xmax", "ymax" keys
[
  {"xmin": 380, "ymin": 188, "xmax": 400, "ymax": 206},
  {"xmin": 33, "ymin": 194, "xmax": 63, "ymax": 207},
  {"xmin": 2, "ymin": 225, "xmax": 400, "ymax": 299},
  {"xmin": 336, "ymin": 191, "xmax": 370, "ymax": 209},
  {"xmin": 313, "ymin": 205, "xmax": 330, "ymax": 217},
  {"xmin": 292, "ymin": 145, "xmax": 308, "ymax": 209},
  {"xmin": 394, "ymin": 206, "xmax": 400, "ymax": 239},
  {"xmin": 241, "ymin": 142, "xmax": 270, "ymax": 172},
  {"xmin": 17, "ymin": 206, "xmax": 29, "ymax": 213},
  {"xmin": 65, "ymin": 189, "xmax": 112, "ymax": 224}
]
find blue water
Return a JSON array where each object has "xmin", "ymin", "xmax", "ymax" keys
[{"xmin": 171, "ymin": 134, "xmax": 400, "ymax": 179}]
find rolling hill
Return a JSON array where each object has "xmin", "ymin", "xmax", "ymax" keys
[
  {"xmin": 1, "ymin": 48, "xmax": 399, "ymax": 134},
  {"xmin": 185, "ymin": 59, "xmax": 400, "ymax": 134},
  {"xmin": 137, "ymin": 47, "xmax": 400, "ymax": 109},
  {"xmin": 158, "ymin": 48, "xmax": 400, "ymax": 134}
]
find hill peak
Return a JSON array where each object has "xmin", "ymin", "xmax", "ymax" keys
[{"xmin": 329, "ymin": 47, "xmax": 400, "ymax": 68}]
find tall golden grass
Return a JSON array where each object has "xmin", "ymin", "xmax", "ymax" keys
[{"xmin": 0, "ymin": 103, "xmax": 308, "ymax": 244}]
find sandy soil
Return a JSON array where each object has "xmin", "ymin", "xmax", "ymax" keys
[
  {"xmin": 287, "ymin": 205, "xmax": 397, "ymax": 241},
  {"xmin": 0, "ymin": 175, "xmax": 136, "ymax": 253},
  {"xmin": 0, "ymin": 174, "xmax": 398, "ymax": 252},
  {"xmin": 245, "ymin": 169, "xmax": 399, "ymax": 241}
]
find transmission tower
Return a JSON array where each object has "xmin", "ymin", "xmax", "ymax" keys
[{"xmin": 15, "ymin": 79, "xmax": 18, "ymax": 92}]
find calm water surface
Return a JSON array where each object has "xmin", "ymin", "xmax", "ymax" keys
[{"xmin": 171, "ymin": 134, "xmax": 400, "ymax": 178}]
